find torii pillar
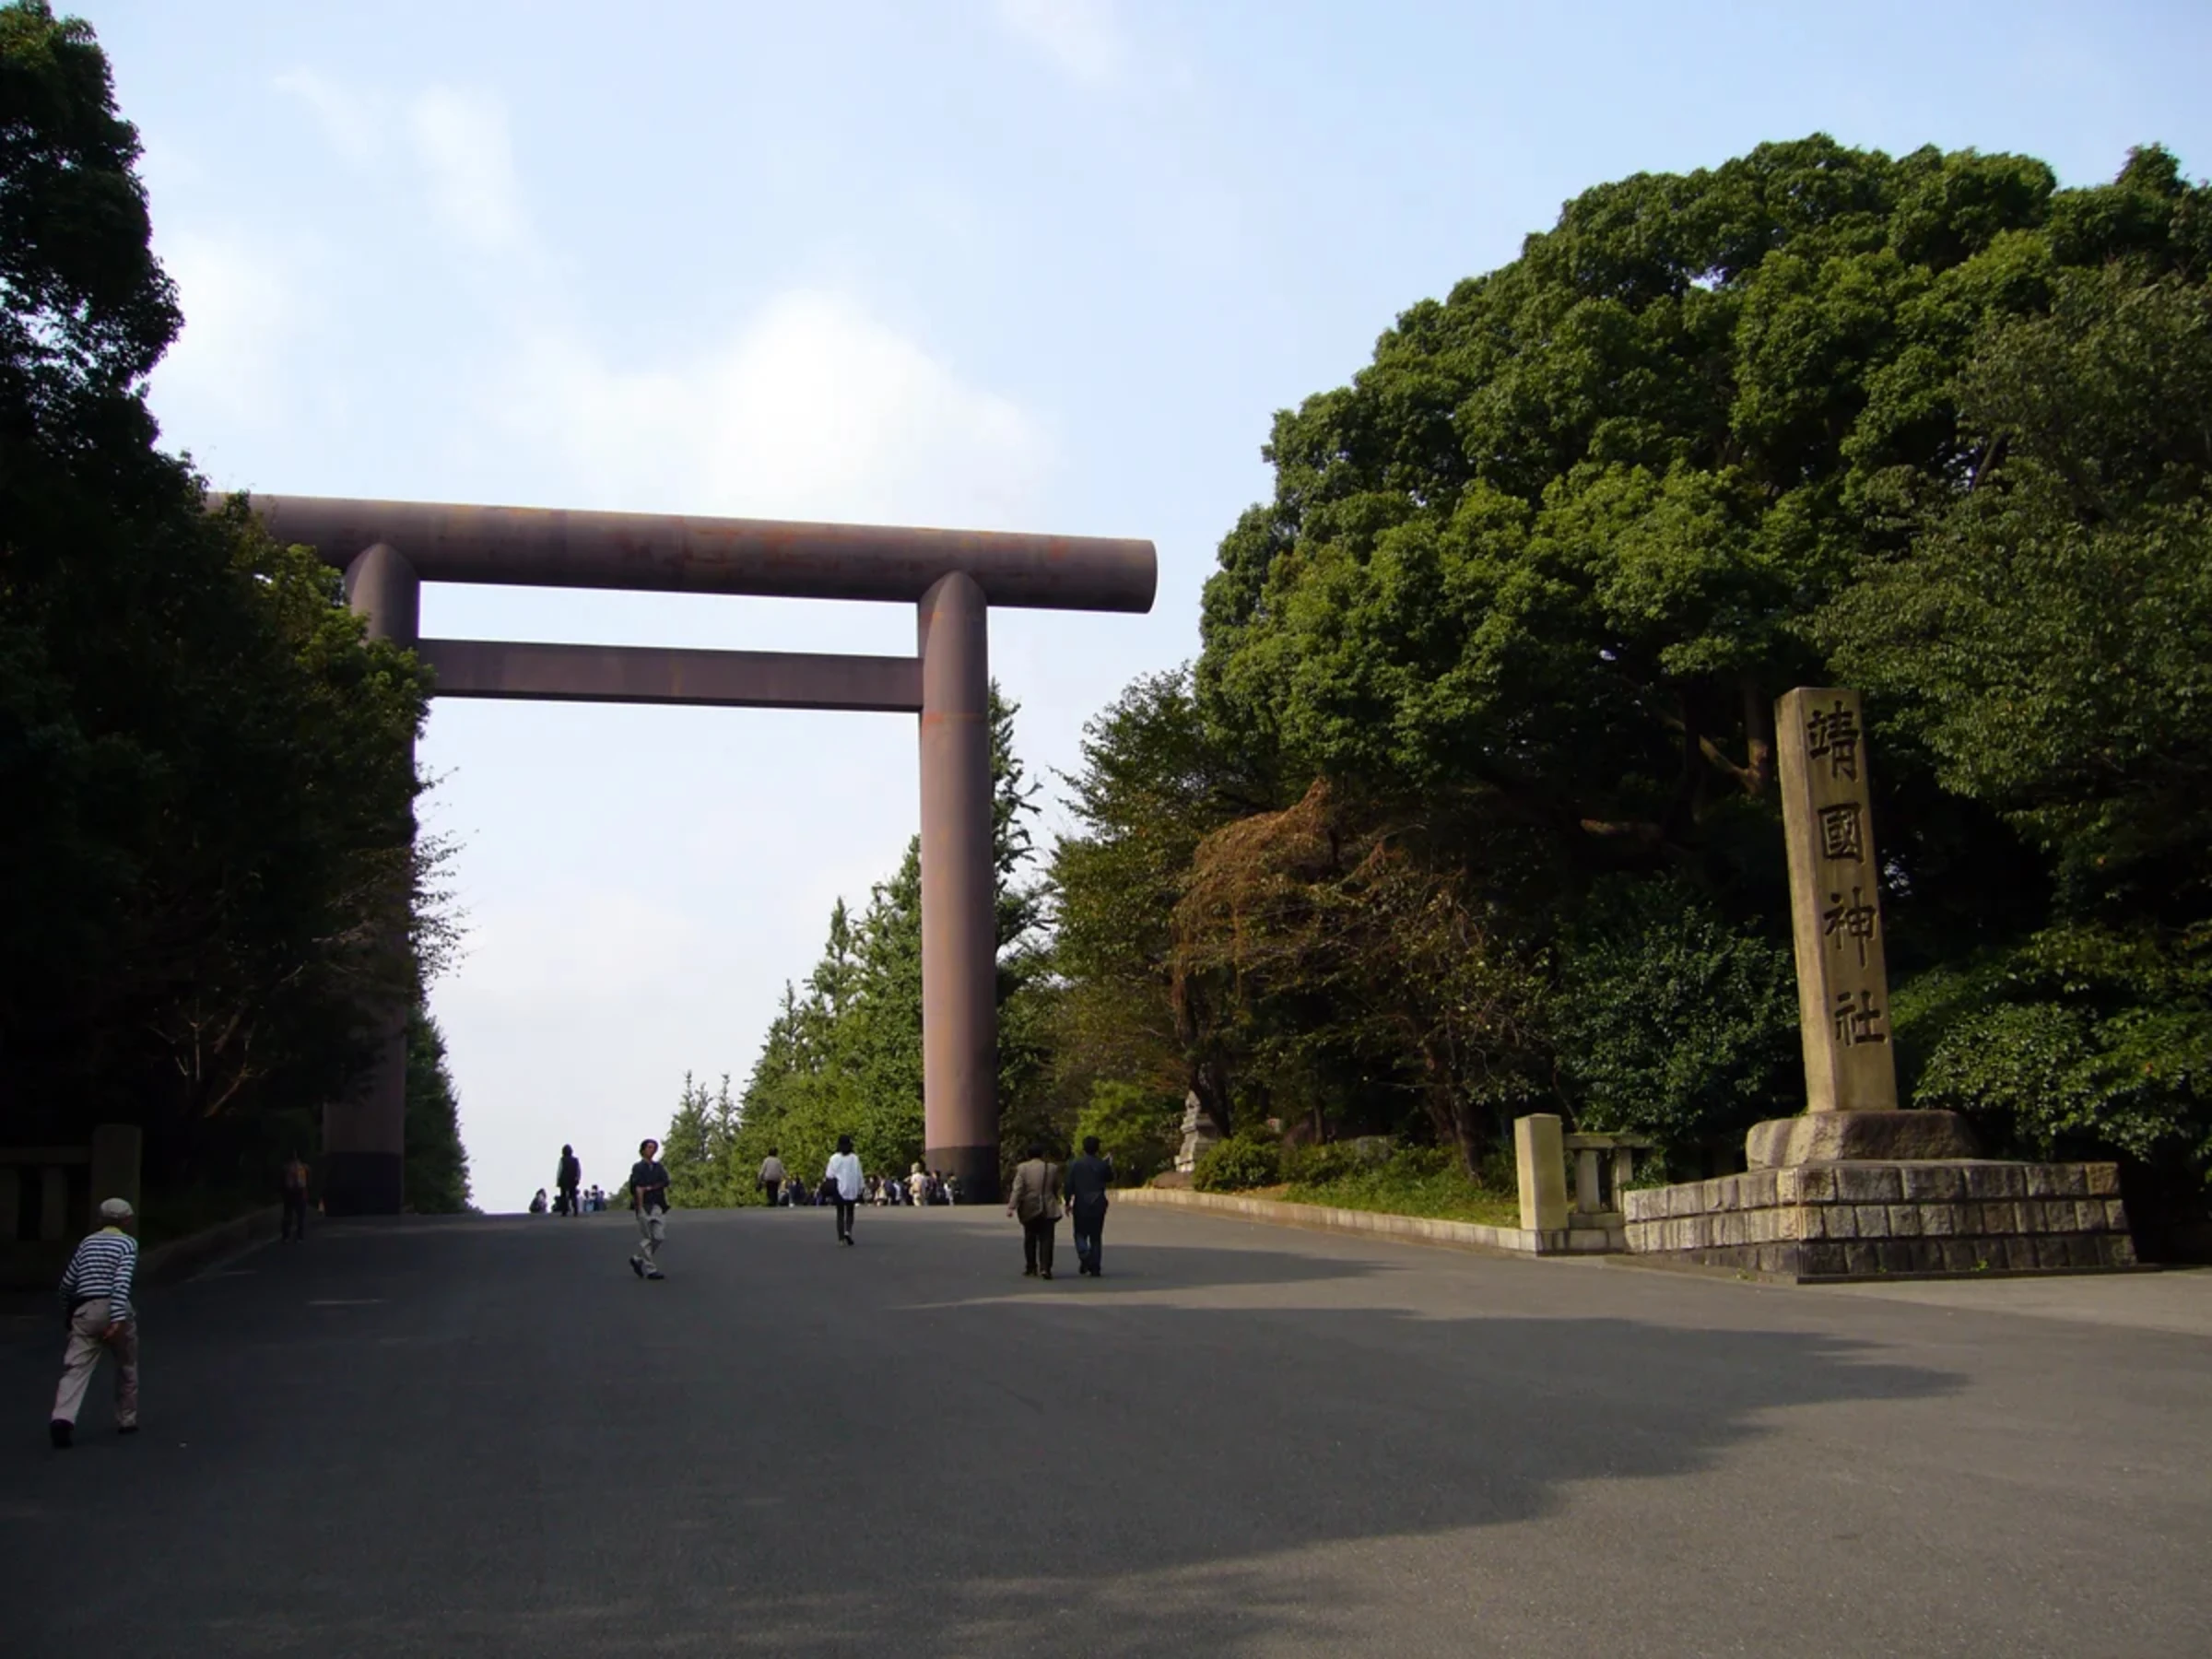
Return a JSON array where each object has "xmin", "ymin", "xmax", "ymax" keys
[{"xmin": 247, "ymin": 496, "xmax": 1157, "ymax": 1212}]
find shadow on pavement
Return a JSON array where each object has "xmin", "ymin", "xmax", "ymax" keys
[{"xmin": 0, "ymin": 1210, "xmax": 1963, "ymax": 1657}]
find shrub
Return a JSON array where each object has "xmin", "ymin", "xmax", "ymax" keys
[
  {"xmin": 1279, "ymin": 1141, "xmax": 1359, "ymax": 1185},
  {"xmin": 1193, "ymin": 1131, "xmax": 1281, "ymax": 1192}
]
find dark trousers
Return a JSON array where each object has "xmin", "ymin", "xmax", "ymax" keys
[
  {"xmin": 833, "ymin": 1198, "xmax": 856, "ymax": 1240},
  {"xmin": 761, "ymin": 1180, "xmax": 781, "ymax": 1207},
  {"xmin": 281, "ymin": 1190, "xmax": 308, "ymax": 1241},
  {"xmin": 1022, "ymin": 1216, "xmax": 1057, "ymax": 1275},
  {"xmin": 558, "ymin": 1184, "xmax": 578, "ymax": 1217},
  {"xmin": 1072, "ymin": 1198, "xmax": 1107, "ymax": 1274}
]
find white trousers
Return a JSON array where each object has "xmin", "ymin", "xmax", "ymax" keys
[
  {"xmin": 635, "ymin": 1206, "xmax": 665, "ymax": 1263},
  {"xmin": 53, "ymin": 1299, "xmax": 137, "ymax": 1427}
]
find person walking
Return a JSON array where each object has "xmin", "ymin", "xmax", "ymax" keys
[
  {"xmin": 759, "ymin": 1148, "xmax": 787, "ymax": 1208},
  {"xmin": 280, "ymin": 1152, "xmax": 312, "ymax": 1242},
  {"xmin": 629, "ymin": 1138, "xmax": 671, "ymax": 1279},
  {"xmin": 1065, "ymin": 1135, "xmax": 1114, "ymax": 1277},
  {"xmin": 50, "ymin": 1197, "xmax": 140, "ymax": 1448},
  {"xmin": 1006, "ymin": 1144, "xmax": 1064, "ymax": 1280},
  {"xmin": 825, "ymin": 1135, "xmax": 863, "ymax": 1245},
  {"xmin": 557, "ymin": 1145, "xmax": 582, "ymax": 1218}
]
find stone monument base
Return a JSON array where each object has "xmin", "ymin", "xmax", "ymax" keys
[
  {"xmin": 1747, "ymin": 1109, "xmax": 1981, "ymax": 1169},
  {"xmin": 1623, "ymin": 1159, "xmax": 2136, "ymax": 1280}
]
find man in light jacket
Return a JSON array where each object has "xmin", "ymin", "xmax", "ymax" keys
[
  {"xmin": 51, "ymin": 1197, "xmax": 139, "ymax": 1448},
  {"xmin": 758, "ymin": 1148, "xmax": 787, "ymax": 1208},
  {"xmin": 1006, "ymin": 1145, "xmax": 1064, "ymax": 1280},
  {"xmin": 824, "ymin": 1135, "xmax": 864, "ymax": 1245}
]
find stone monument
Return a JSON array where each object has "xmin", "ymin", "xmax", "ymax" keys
[
  {"xmin": 1174, "ymin": 1091, "xmax": 1222, "ymax": 1175},
  {"xmin": 1623, "ymin": 688, "xmax": 2136, "ymax": 1278}
]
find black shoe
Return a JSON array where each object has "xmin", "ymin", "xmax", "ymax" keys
[
  {"xmin": 49, "ymin": 1420, "xmax": 72, "ymax": 1449},
  {"xmin": 629, "ymin": 1254, "xmax": 645, "ymax": 1278},
  {"xmin": 1041, "ymin": 1269, "xmax": 1053, "ymax": 1280},
  {"xmin": 1023, "ymin": 1266, "xmax": 1037, "ymax": 1277},
  {"xmin": 118, "ymin": 1424, "xmax": 139, "ymax": 1436}
]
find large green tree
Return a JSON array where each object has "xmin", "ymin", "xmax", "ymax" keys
[
  {"xmin": 0, "ymin": 2, "xmax": 444, "ymax": 1209},
  {"xmin": 1062, "ymin": 135, "xmax": 2212, "ymax": 1180}
]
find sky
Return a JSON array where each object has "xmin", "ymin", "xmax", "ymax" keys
[{"xmin": 88, "ymin": 0, "xmax": 2212, "ymax": 1211}]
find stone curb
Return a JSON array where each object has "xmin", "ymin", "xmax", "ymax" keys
[
  {"xmin": 142, "ymin": 1205, "xmax": 284, "ymax": 1287},
  {"xmin": 1117, "ymin": 1185, "xmax": 1547, "ymax": 1257}
]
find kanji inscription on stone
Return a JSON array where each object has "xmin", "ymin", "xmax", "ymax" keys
[{"xmin": 1777, "ymin": 687, "xmax": 1899, "ymax": 1113}]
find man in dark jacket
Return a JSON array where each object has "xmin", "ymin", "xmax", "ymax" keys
[
  {"xmin": 628, "ymin": 1139, "xmax": 671, "ymax": 1279},
  {"xmin": 557, "ymin": 1145, "xmax": 582, "ymax": 1218},
  {"xmin": 1064, "ymin": 1136, "xmax": 1114, "ymax": 1277}
]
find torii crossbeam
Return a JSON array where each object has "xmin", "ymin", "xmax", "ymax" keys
[{"xmin": 242, "ymin": 495, "xmax": 1158, "ymax": 1214}]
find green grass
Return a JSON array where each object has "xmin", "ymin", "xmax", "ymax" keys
[{"xmin": 1271, "ymin": 1166, "xmax": 1523, "ymax": 1229}]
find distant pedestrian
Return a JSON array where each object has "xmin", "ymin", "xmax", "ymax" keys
[
  {"xmin": 629, "ymin": 1138, "xmax": 672, "ymax": 1280},
  {"xmin": 280, "ymin": 1151, "xmax": 311, "ymax": 1242},
  {"xmin": 825, "ymin": 1135, "xmax": 864, "ymax": 1245},
  {"xmin": 908, "ymin": 1162, "xmax": 930, "ymax": 1206},
  {"xmin": 1065, "ymin": 1135, "xmax": 1114, "ymax": 1277},
  {"xmin": 50, "ymin": 1197, "xmax": 140, "ymax": 1448},
  {"xmin": 530, "ymin": 1189, "xmax": 548, "ymax": 1215},
  {"xmin": 759, "ymin": 1148, "xmax": 787, "ymax": 1208},
  {"xmin": 1006, "ymin": 1143, "xmax": 1064, "ymax": 1280},
  {"xmin": 557, "ymin": 1145, "xmax": 582, "ymax": 1218}
]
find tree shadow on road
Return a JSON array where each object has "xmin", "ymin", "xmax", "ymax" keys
[{"xmin": 0, "ymin": 1218, "xmax": 1967, "ymax": 1658}]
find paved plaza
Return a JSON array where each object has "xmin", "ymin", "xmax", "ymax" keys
[{"xmin": 4, "ymin": 1204, "xmax": 2210, "ymax": 1657}]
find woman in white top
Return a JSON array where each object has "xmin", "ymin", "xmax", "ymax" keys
[{"xmin": 824, "ymin": 1135, "xmax": 865, "ymax": 1245}]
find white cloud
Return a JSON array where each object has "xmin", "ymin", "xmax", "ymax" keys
[
  {"xmin": 153, "ymin": 229, "xmax": 308, "ymax": 420},
  {"xmin": 408, "ymin": 86, "xmax": 528, "ymax": 253},
  {"xmin": 495, "ymin": 288, "xmax": 1055, "ymax": 527},
  {"xmin": 995, "ymin": 0, "xmax": 1127, "ymax": 87},
  {"xmin": 274, "ymin": 68, "xmax": 383, "ymax": 166}
]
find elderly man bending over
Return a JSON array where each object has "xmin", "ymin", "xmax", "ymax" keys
[{"xmin": 51, "ymin": 1196, "xmax": 140, "ymax": 1449}]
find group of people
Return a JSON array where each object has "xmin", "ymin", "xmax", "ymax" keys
[
  {"xmin": 528, "ymin": 1184, "xmax": 608, "ymax": 1214},
  {"xmin": 615, "ymin": 1134, "xmax": 1116, "ymax": 1281},
  {"xmin": 528, "ymin": 1143, "xmax": 607, "ymax": 1214},
  {"xmin": 753, "ymin": 1148, "xmax": 964, "ymax": 1210},
  {"xmin": 37, "ymin": 1132, "xmax": 1122, "ymax": 1449},
  {"xmin": 1007, "ymin": 1135, "xmax": 1114, "ymax": 1279}
]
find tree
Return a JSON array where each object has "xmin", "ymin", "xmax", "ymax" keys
[
  {"xmin": 1077, "ymin": 135, "xmax": 2212, "ymax": 1180},
  {"xmin": 404, "ymin": 1006, "xmax": 471, "ymax": 1213},
  {"xmin": 0, "ymin": 2, "xmax": 451, "ymax": 1209}
]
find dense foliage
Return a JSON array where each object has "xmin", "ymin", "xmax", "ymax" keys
[
  {"xmin": 0, "ymin": 4, "xmax": 450, "ymax": 1212},
  {"xmin": 1050, "ymin": 135, "xmax": 2212, "ymax": 1198}
]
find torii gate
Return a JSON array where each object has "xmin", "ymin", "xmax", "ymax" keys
[{"xmin": 245, "ymin": 496, "xmax": 1157, "ymax": 1214}]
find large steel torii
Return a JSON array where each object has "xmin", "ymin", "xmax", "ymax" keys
[{"xmin": 244, "ymin": 496, "xmax": 1157, "ymax": 1215}]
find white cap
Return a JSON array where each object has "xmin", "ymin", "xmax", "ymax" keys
[{"xmin": 98, "ymin": 1197, "xmax": 134, "ymax": 1221}]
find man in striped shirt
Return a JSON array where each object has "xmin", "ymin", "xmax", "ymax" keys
[{"xmin": 51, "ymin": 1196, "xmax": 140, "ymax": 1449}]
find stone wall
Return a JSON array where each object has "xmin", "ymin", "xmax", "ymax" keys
[{"xmin": 1623, "ymin": 1160, "xmax": 2136, "ymax": 1278}]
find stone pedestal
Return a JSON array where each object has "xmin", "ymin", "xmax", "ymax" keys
[
  {"xmin": 1747, "ymin": 1110, "xmax": 1981, "ymax": 1169},
  {"xmin": 1624, "ymin": 1159, "xmax": 2136, "ymax": 1279}
]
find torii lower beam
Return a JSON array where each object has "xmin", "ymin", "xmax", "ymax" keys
[{"xmin": 240, "ymin": 495, "xmax": 1156, "ymax": 1215}]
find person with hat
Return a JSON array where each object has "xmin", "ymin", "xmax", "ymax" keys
[{"xmin": 50, "ymin": 1196, "xmax": 140, "ymax": 1448}]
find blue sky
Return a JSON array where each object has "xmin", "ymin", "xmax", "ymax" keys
[{"xmin": 90, "ymin": 0, "xmax": 2212, "ymax": 1208}]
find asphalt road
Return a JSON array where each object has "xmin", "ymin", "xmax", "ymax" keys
[{"xmin": 4, "ymin": 1202, "xmax": 2210, "ymax": 1658}]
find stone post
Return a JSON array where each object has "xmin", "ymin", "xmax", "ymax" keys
[
  {"xmin": 1777, "ymin": 687, "xmax": 1897, "ymax": 1115},
  {"xmin": 1514, "ymin": 1115, "xmax": 1568, "ymax": 1234},
  {"xmin": 327, "ymin": 543, "xmax": 419, "ymax": 1217},
  {"xmin": 1753, "ymin": 688, "xmax": 1976, "ymax": 1168},
  {"xmin": 88, "ymin": 1124, "xmax": 142, "ymax": 1220}
]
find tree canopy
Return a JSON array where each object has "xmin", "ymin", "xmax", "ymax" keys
[
  {"xmin": 0, "ymin": 1, "xmax": 450, "ymax": 1220},
  {"xmin": 1052, "ymin": 135, "xmax": 2212, "ymax": 1193}
]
